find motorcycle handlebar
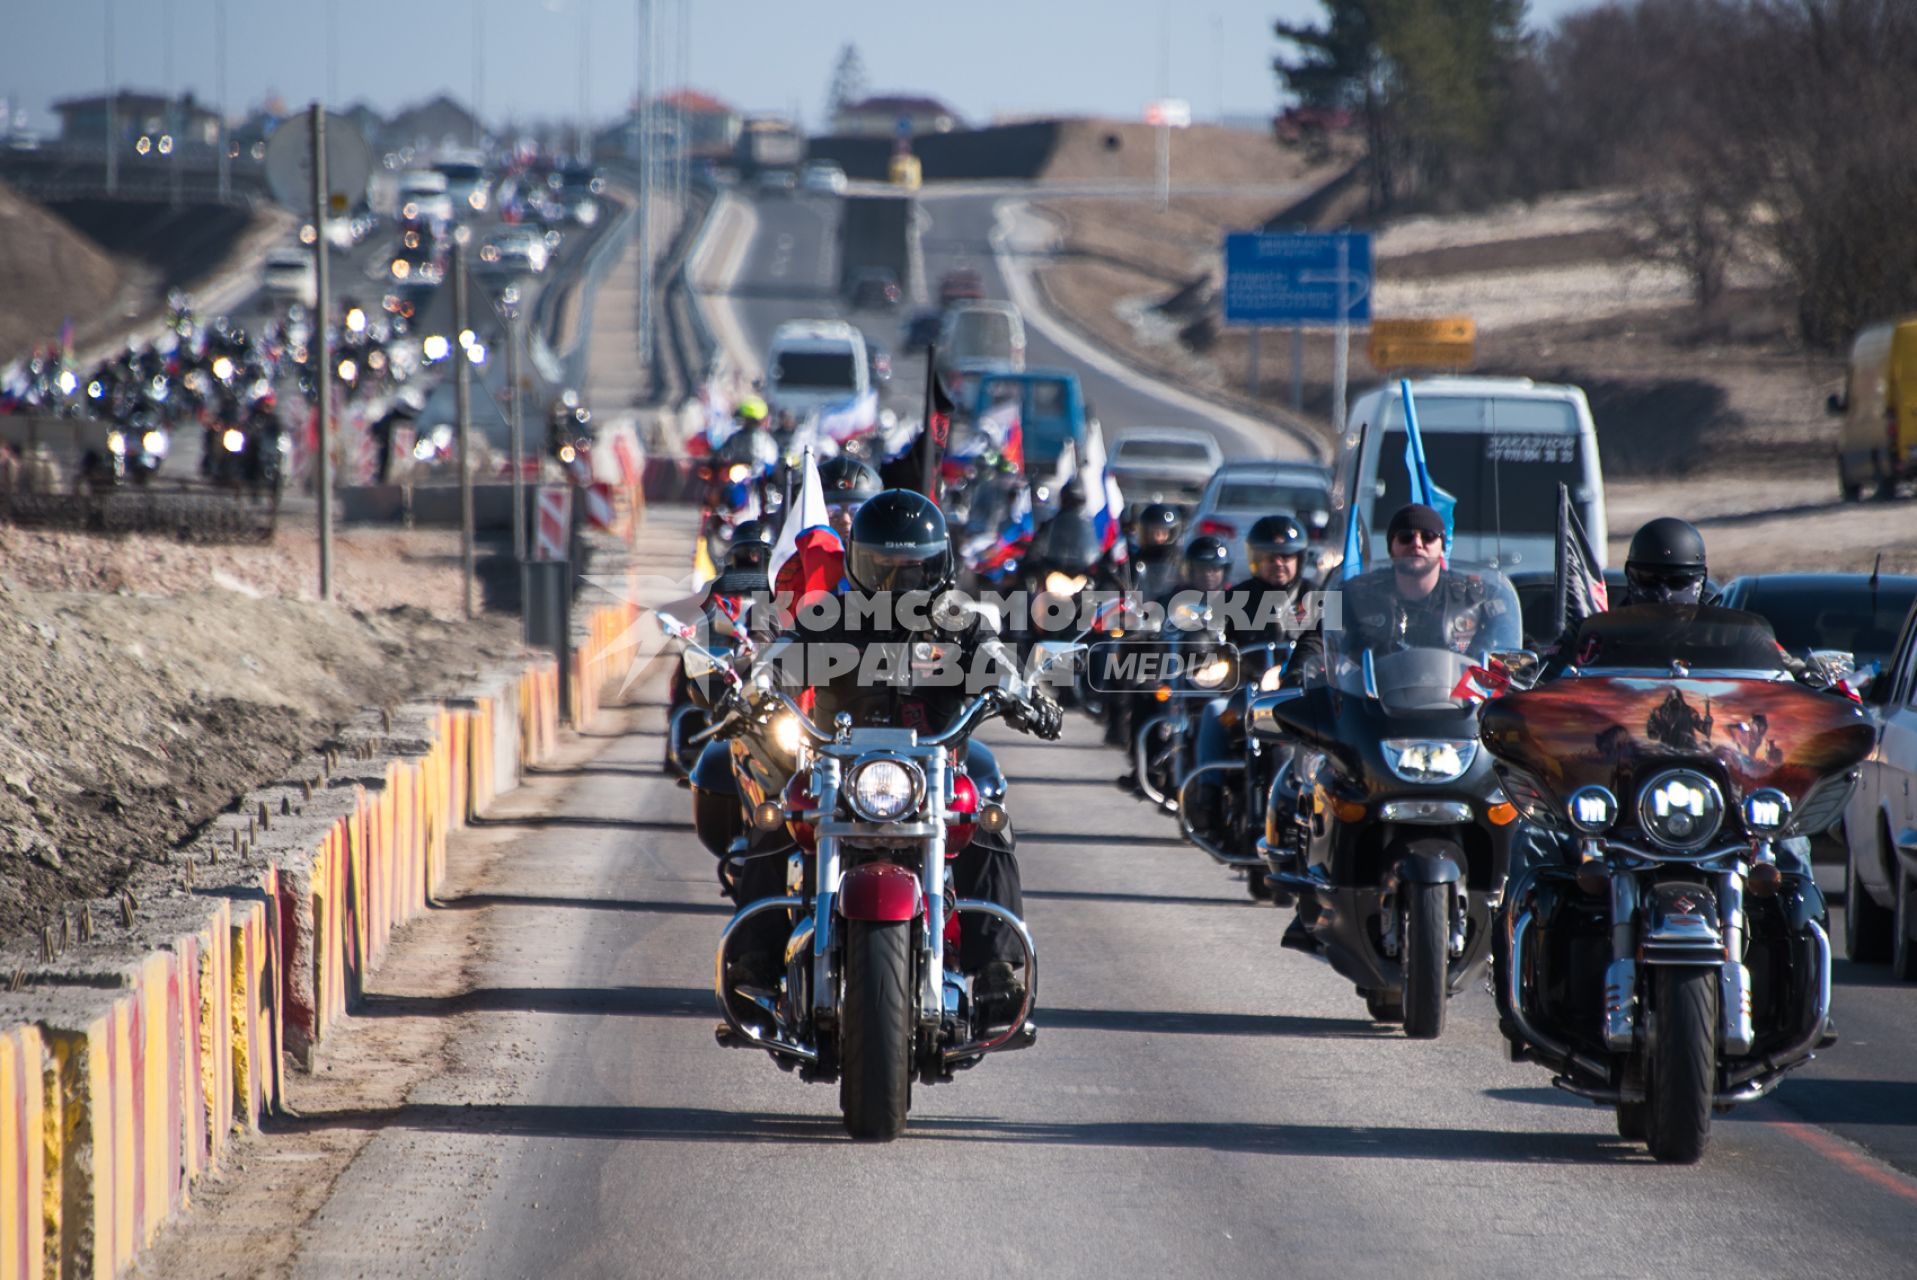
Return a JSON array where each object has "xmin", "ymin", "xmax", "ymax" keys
[{"xmin": 763, "ymin": 686, "xmax": 1013, "ymax": 750}]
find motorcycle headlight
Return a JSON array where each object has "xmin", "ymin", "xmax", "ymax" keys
[
  {"xmin": 1741, "ymin": 788, "xmax": 1791, "ymax": 835},
  {"xmin": 1382, "ymin": 738, "xmax": 1478, "ymax": 784},
  {"xmin": 141, "ymin": 429, "xmax": 168, "ymax": 456},
  {"xmin": 847, "ymin": 757, "xmax": 924, "ymax": 822},
  {"xmin": 1258, "ymin": 664, "xmax": 1285, "ymax": 692},
  {"xmin": 1044, "ymin": 571, "xmax": 1088, "ymax": 597},
  {"xmin": 1637, "ymin": 768, "xmax": 1724, "ymax": 852},
  {"xmin": 1188, "ymin": 655, "xmax": 1233, "ymax": 690},
  {"xmin": 771, "ymin": 711, "xmax": 803, "ymax": 758},
  {"xmin": 222, "ymin": 428, "xmax": 246, "ymax": 453},
  {"xmin": 1565, "ymin": 785, "xmax": 1617, "ymax": 834},
  {"xmin": 727, "ymin": 462, "xmax": 751, "ymax": 482},
  {"xmin": 107, "ymin": 430, "xmax": 126, "ymax": 456}
]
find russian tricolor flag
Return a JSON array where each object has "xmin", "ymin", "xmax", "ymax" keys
[
  {"xmin": 769, "ymin": 449, "xmax": 845, "ymax": 623},
  {"xmin": 1080, "ymin": 427, "xmax": 1122, "ymax": 554}
]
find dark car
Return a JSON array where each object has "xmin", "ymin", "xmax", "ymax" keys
[
  {"xmin": 1837, "ymin": 582, "xmax": 1917, "ymax": 976},
  {"xmin": 849, "ymin": 268, "xmax": 901, "ymax": 311},
  {"xmin": 1715, "ymin": 572, "xmax": 1917, "ymax": 681},
  {"xmin": 1509, "ymin": 569, "xmax": 1632, "ymax": 650},
  {"xmin": 900, "ymin": 310, "xmax": 942, "ymax": 352},
  {"xmin": 938, "ymin": 268, "xmax": 985, "ymax": 307}
]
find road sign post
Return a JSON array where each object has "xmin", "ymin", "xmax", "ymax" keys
[
  {"xmin": 1222, "ymin": 231, "xmax": 1372, "ymax": 429},
  {"xmin": 1291, "ymin": 327, "xmax": 1303, "ymax": 413},
  {"xmin": 1144, "ymin": 98, "xmax": 1190, "ymax": 212},
  {"xmin": 453, "ymin": 239, "xmax": 475, "ymax": 621}
]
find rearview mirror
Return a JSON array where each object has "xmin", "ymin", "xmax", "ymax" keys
[
  {"xmin": 1027, "ymin": 640, "xmax": 1085, "ymax": 681},
  {"xmin": 682, "ymin": 647, "xmax": 722, "ymax": 682},
  {"xmin": 1487, "ymin": 649, "xmax": 1541, "ymax": 691}
]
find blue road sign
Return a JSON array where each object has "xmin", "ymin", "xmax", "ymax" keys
[{"xmin": 1222, "ymin": 231, "xmax": 1373, "ymax": 326}]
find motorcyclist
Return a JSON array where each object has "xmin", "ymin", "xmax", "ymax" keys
[
  {"xmin": 1113, "ymin": 534, "xmax": 1234, "ymax": 792},
  {"xmin": 731, "ymin": 489, "xmax": 1062, "ymax": 1022},
  {"xmin": 1128, "ymin": 502, "xmax": 1186, "ymax": 600},
  {"xmin": 1506, "ymin": 515, "xmax": 1836, "ymax": 1041},
  {"xmin": 1221, "ymin": 514, "xmax": 1315, "ymax": 649},
  {"xmin": 1283, "ymin": 503, "xmax": 1510, "ymax": 684},
  {"xmin": 817, "ymin": 454, "xmax": 882, "ymax": 540}
]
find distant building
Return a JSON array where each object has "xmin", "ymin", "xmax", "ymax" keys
[
  {"xmin": 830, "ymin": 94, "xmax": 962, "ymax": 139},
  {"xmin": 597, "ymin": 89, "xmax": 741, "ymax": 161},
  {"xmin": 384, "ymin": 94, "xmax": 482, "ymax": 154},
  {"xmin": 53, "ymin": 90, "xmax": 221, "ymax": 148}
]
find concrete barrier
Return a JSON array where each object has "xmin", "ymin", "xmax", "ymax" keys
[{"xmin": 0, "ymin": 539, "xmax": 667, "ymax": 1275}]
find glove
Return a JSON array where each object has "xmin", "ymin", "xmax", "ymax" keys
[{"xmin": 1012, "ymin": 692, "xmax": 1063, "ymax": 741}]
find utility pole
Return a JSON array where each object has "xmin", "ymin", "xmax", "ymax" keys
[
  {"xmin": 215, "ymin": 0, "xmax": 229, "ymax": 201},
  {"xmin": 578, "ymin": 0, "xmax": 592, "ymax": 164},
  {"xmin": 103, "ymin": 0, "xmax": 117, "ymax": 195},
  {"xmin": 164, "ymin": 0, "xmax": 180, "ymax": 207},
  {"xmin": 636, "ymin": 0, "xmax": 654, "ymax": 388},
  {"xmin": 472, "ymin": 6, "xmax": 485, "ymax": 149},
  {"xmin": 504, "ymin": 291, "xmax": 526, "ymax": 562},
  {"xmin": 311, "ymin": 103, "xmax": 334, "ymax": 602},
  {"xmin": 453, "ymin": 239, "xmax": 476, "ymax": 619}
]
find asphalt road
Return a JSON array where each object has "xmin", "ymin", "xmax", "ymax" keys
[
  {"xmin": 260, "ymin": 192, "xmax": 1917, "ymax": 1275},
  {"xmin": 278, "ymin": 512, "xmax": 1917, "ymax": 1278},
  {"xmin": 727, "ymin": 187, "xmax": 1317, "ymax": 463}
]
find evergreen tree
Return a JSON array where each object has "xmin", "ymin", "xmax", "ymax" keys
[{"xmin": 826, "ymin": 44, "xmax": 870, "ymax": 124}]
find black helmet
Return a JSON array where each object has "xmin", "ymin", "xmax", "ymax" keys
[
  {"xmin": 1246, "ymin": 514, "xmax": 1308, "ymax": 557},
  {"xmin": 847, "ymin": 489, "xmax": 952, "ymax": 594},
  {"xmin": 1136, "ymin": 502, "xmax": 1183, "ymax": 549},
  {"xmin": 817, "ymin": 456, "xmax": 881, "ymax": 504},
  {"xmin": 1624, "ymin": 517, "xmax": 1707, "ymax": 605},
  {"xmin": 725, "ymin": 518, "xmax": 771, "ymax": 572},
  {"xmin": 1183, "ymin": 535, "xmax": 1232, "ymax": 572}
]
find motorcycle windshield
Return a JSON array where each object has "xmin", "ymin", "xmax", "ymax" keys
[
  {"xmin": 1307, "ymin": 566, "xmax": 1523, "ymax": 712},
  {"xmin": 1557, "ymin": 604, "xmax": 1790, "ymax": 675}
]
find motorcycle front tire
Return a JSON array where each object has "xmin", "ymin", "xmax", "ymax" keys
[
  {"xmin": 1646, "ymin": 964, "xmax": 1717, "ymax": 1164},
  {"xmin": 1401, "ymin": 883, "xmax": 1449, "ymax": 1040},
  {"xmin": 840, "ymin": 918, "xmax": 912, "ymax": 1141}
]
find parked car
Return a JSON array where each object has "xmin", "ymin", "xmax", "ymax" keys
[
  {"xmin": 849, "ymin": 268, "xmax": 902, "ymax": 311},
  {"xmin": 1189, "ymin": 460, "xmax": 1335, "ymax": 580},
  {"xmin": 1829, "ymin": 318, "xmax": 1917, "ymax": 501},
  {"xmin": 938, "ymin": 268, "xmax": 985, "ymax": 307},
  {"xmin": 1837, "ymin": 587, "xmax": 1917, "ymax": 976},
  {"xmin": 1106, "ymin": 427, "xmax": 1224, "ymax": 509},
  {"xmin": 801, "ymin": 160, "xmax": 848, "ymax": 195},
  {"xmin": 1338, "ymin": 376, "xmax": 1607, "ymax": 577}
]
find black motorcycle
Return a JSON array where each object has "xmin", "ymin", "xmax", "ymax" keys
[
  {"xmin": 1177, "ymin": 638, "xmax": 1293, "ymax": 898},
  {"xmin": 1250, "ymin": 582, "xmax": 1525, "ymax": 1038},
  {"xmin": 1131, "ymin": 603, "xmax": 1236, "ymax": 812},
  {"xmin": 1479, "ymin": 605, "xmax": 1873, "ymax": 1162}
]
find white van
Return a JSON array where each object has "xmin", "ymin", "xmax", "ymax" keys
[
  {"xmin": 766, "ymin": 320, "xmax": 871, "ymax": 418},
  {"xmin": 1337, "ymin": 376, "xmax": 1607, "ymax": 574}
]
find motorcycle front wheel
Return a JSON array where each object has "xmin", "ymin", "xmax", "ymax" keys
[
  {"xmin": 1647, "ymin": 964, "xmax": 1717, "ymax": 1164},
  {"xmin": 840, "ymin": 918, "xmax": 912, "ymax": 1141},
  {"xmin": 1401, "ymin": 883, "xmax": 1448, "ymax": 1040}
]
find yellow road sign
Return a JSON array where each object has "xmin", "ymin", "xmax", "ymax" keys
[{"xmin": 1369, "ymin": 317, "xmax": 1476, "ymax": 371}]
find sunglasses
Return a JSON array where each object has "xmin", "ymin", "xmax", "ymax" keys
[{"xmin": 1390, "ymin": 529, "xmax": 1442, "ymax": 547}]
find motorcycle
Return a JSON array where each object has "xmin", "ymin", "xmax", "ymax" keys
[
  {"xmin": 1249, "ymin": 576, "xmax": 1525, "ymax": 1038},
  {"xmin": 694, "ymin": 622, "xmax": 1071, "ymax": 1141},
  {"xmin": 1176, "ymin": 638, "xmax": 1294, "ymax": 897},
  {"xmin": 1478, "ymin": 604, "xmax": 1874, "ymax": 1162},
  {"xmin": 1132, "ymin": 603, "xmax": 1235, "ymax": 811}
]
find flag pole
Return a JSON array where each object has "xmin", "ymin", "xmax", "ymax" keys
[{"xmin": 920, "ymin": 344, "xmax": 940, "ymax": 499}]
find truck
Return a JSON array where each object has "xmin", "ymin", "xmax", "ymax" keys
[{"xmin": 733, "ymin": 115, "xmax": 804, "ymax": 177}]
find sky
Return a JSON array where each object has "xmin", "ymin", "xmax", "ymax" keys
[{"xmin": 3, "ymin": 0, "xmax": 1602, "ymax": 137}]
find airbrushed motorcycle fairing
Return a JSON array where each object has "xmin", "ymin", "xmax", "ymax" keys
[{"xmin": 1479, "ymin": 604, "xmax": 1875, "ymax": 1163}]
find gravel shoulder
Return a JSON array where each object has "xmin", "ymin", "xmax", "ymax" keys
[{"xmin": 0, "ymin": 515, "xmax": 526, "ymax": 944}]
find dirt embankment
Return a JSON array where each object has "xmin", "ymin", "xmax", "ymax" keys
[
  {"xmin": 1029, "ymin": 180, "xmax": 1909, "ymax": 576},
  {"xmin": 0, "ymin": 182, "xmax": 124, "ymax": 360},
  {"xmin": 0, "ymin": 520, "xmax": 524, "ymax": 943}
]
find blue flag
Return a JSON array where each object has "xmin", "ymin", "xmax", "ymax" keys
[{"xmin": 1399, "ymin": 379, "xmax": 1456, "ymax": 553}]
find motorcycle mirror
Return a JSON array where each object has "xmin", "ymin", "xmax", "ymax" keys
[
  {"xmin": 681, "ymin": 646, "xmax": 722, "ymax": 682},
  {"xmin": 1027, "ymin": 640, "xmax": 1084, "ymax": 679},
  {"xmin": 1169, "ymin": 600, "xmax": 1211, "ymax": 632},
  {"xmin": 1806, "ymin": 649, "xmax": 1856, "ymax": 681},
  {"xmin": 1486, "ymin": 649, "xmax": 1541, "ymax": 691}
]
